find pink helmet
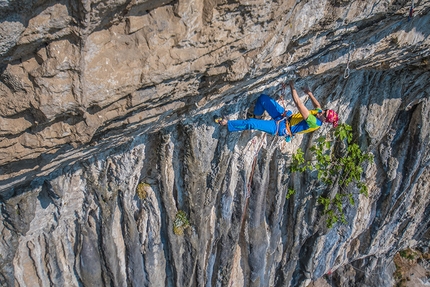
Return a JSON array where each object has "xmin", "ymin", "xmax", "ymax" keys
[{"xmin": 325, "ymin": 110, "xmax": 339, "ymax": 128}]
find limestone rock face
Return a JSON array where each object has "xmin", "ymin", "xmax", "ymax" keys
[{"xmin": 0, "ymin": 0, "xmax": 429, "ymax": 286}]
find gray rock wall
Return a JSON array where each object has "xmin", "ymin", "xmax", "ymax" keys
[{"xmin": 0, "ymin": 0, "xmax": 429, "ymax": 286}]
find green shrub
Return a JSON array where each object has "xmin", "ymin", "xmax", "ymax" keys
[
  {"xmin": 399, "ymin": 249, "xmax": 416, "ymax": 260},
  {"xmin": 173, "ymin": 210, "xmax": 190, "ymax": 235},
  {"xmin": 291, "ymin": 123, "xmax": 373, "ymax": 228}
]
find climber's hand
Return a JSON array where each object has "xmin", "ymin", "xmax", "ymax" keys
[{"xmin": 302, "ymin": 87, "xmax": 311, "ymax": 95}]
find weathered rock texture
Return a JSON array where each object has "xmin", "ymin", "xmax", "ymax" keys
[{"xmin": 0, "ymin": 0, "xmax": 429, "ymax": 286}]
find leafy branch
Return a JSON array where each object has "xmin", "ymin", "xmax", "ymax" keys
[{"xmin": 290, "ymin": 123, "xmax": 373, "ymax": 228}]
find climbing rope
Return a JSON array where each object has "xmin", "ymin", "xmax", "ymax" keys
[
  {"xmin": 280, "ymin": 82, "xmax": 288, "ymax": 111},
  {"xmin": 344, "ymin": 42, "xmax": 356, "ymax": 79},
  {"xmin": 246, "ymin": 135, "xmax": 266, "ymax": 196},
  {"xmin": 327, "ymin": 269, "xmax": 333, "ymax": 286},
  {"xmin": 240, "ymin": 134, "xmax": 266, "ymax": 226},
  {"xmin": 346, "ymin": 262, "xmax": 388, "ymax": 277},
  {"xmin": 325, "ymin": 262, "xmax": 387, "ymax": 286}
]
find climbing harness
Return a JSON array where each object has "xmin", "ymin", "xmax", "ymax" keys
[
  {"xmin": 274, "ymin": 117, "xmax": 293, "ymax": 138},
  {"xmin": 408, "ymin": 0, "xmax": 415, "ymax": 21},
  {"xmin": 344, "ymin": 42, "xmax": 356, "ymax": 79}
]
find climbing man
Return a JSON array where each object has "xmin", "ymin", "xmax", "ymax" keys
[{"xmin": 215, "ymin": 80, "xmax": 339, "ymax": 141}]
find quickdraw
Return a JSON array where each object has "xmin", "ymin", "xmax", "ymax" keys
[{"xmin": 344, "ymin": 42, "xmax": 356, "ymax": 79}]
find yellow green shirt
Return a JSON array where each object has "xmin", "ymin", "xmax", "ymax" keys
[{"xmin": 289, "ymin": 109, "xmax": 323, "ymax": 134}]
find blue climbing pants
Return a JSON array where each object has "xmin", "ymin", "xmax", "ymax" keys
[
  {"xmin": 227, "ymin": 94, "xmax": 291, "ymax": 136},
  {"xmin": 254, "ymin": 94, "xmax": 285, "ymax": 120}
]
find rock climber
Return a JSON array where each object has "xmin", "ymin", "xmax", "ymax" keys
[{"xmin": 215, "ymin": 80, "xmax": 339, "ymax": 141}]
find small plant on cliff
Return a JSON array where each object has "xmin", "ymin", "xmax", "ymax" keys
[
  {"xmin": 399, "ymin": 249, "xmax": 417, "ymax": 260},
  {"xmin": 291, "ymin": 123, "xmax": 373, "ymax": 228},
  {"xmin": 286, "ymin": 188, "xmax": 295, "ymax": 199},
  {"xmin": 173, "ymin": 210, "xmax": 190, "ymax": 235},
  {"xmin": 136, "ymin": 182, "xmax": 150, "ymax": 200}
]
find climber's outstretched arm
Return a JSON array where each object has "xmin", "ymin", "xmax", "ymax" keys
[
  {"xmin": 303, "ymin": 88, "xmax": 321, "ymax": 110},
  {"xmin": 289, "ymin": 81, "xmax": 310, "ymax": 120},
  {"xmin": 303, "ymin": 87, "xmax": 322, "ymax": 109}
]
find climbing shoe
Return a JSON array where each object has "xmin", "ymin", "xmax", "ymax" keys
[{"xmin": 214, "ymin": 115, "xmax": 226, "ymax": 125}]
